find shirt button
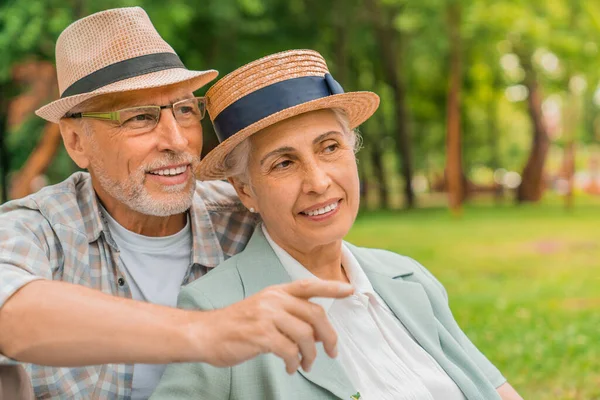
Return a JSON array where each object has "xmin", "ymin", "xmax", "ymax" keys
[{"xmin": 117, "ymin": 277, "xmax": 125, "ymax": 287}]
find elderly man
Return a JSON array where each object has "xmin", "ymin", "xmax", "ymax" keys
[{"xmin": 0, "ymin": 7, "xmax": 353, "ymax": 399}]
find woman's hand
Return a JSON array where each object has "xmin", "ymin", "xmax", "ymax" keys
[{"xmin": 185, "ymin": 279, "xmax": 353, "ymax": 374}]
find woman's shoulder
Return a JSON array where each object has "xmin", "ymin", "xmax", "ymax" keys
[
  {"xmin": 344, "ymin": 242, "xmax": 448, "ymax": 298},
  {"xmin": 344, "ymin": 242, "xmax": 421, "ymax": 272},
  {"xmin": 181, "ymin": 254, "xmax": 246, "ymax": 309}
]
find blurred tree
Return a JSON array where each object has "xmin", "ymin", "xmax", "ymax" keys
[
  {"xmin": 515, "ymin": 45, "xmax": 550, "ymax": 203},
  {"xmin": 445, "ymin": 0, "xmax": 464, "ymax": 213},
  {"xmin": 365, "ymin": 0, "xmax": 415, "ymax": 209},
  {"xmin": 0, "ymin": 0, "xmax": 88, "ymax": 199},
  {"xmin": 3, "ymin": 0, "xmax": 600, "ymax": 209},
  {"xmin": 7, "ymin": 61, "xmax": 60, "ymax": 199}
]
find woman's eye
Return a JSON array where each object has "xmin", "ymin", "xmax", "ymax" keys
[
  {"xmin": 323, "ymin": 143, "xmax": 339, "ymax": 153},
  {"xmin": 274, "ymin": 160, "xmax": 292, "ymax": 170}
]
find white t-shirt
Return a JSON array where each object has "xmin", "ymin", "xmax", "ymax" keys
[
  {"xmin": 102, "ymin": 207, "xmax": 192, "ymax": 400},
  {"xmin": 262, "ymin": 224, "xmax": 466, "ymax": 400}
]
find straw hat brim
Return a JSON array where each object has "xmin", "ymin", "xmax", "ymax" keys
[
  {"xmin": 196, "ymin": 90, "xmax": 380, "ymax": 181},
  {"xmin": 36, "ymin": 68, "xmax": 218, "ymax": 123}
]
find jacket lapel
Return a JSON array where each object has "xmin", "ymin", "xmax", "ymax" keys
[
  {"xmin": 297, "ymin": 346, "xmax": 359, "ymax": 400},
  {"xmin": 366, "ymin": 274, "xmax": 443, "ymax": 352},
  {"xmin": 347, "ymin": 244, "xmax": 442, "ymax": 353},
  {"xmin": 346, "ymin": 244, "xmax": 488, "ymax": 400},
  {"xmin": 235, "ymin": 227, "xmax": 358, "ymax": 399}
]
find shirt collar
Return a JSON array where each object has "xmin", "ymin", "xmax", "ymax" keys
[
  {"xmin": 79, "ymin": 173, "xmax": 225, "ymax": 268},
  {"xmin": 77, "ymin": 172, "xmax": 107, "ymax": 244},
  {"xmin": 189, "ymin": 190, "xmax": 225, "ymax": 268},
  {"xmin": 261, "ymin": 224, "xmax": 375, "ymax": 312},
  {"xmin": 340, "ymin": 243, "xmax": 376, "ymax": 296}
]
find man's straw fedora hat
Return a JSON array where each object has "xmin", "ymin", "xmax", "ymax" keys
[
  {"xmin": 197, "ymin": 49, "xmax": 380, "ymax": 180},
  {"xmin": 36, "ymin": 7, "xmax": 218, "ymax": 123}
]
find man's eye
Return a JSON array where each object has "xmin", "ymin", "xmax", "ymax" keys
[
  {"xmin": 120, "ymin": 113, "xmax": 157, "ymax": 129},
  {"xmin": 125, "ymin": 114, "xmax": 154, "ymax": 123},
  {"xmin": 177, "ymin": 106, "xmax": 199, "ymax": 116}
]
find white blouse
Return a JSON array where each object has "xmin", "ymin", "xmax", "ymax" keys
[{"xmin": 262, "ymin": 226, "xmax": 466, "ymax": 400}]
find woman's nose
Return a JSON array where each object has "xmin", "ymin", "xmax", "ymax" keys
[{"xmin": 302, "ymin": 163, "xmax": 332, "ymax": 194}]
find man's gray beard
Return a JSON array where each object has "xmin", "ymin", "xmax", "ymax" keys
[{"xmin": 90, "ymin": 158, "xmax": 198, "ymax": 217}]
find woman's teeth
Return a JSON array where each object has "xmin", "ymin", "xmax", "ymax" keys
[
  {"xmin": 149, "ymin": 165, "xmax": 187, "ymax": 176},
  {"xmin": 303, "ymin": 201, "xmax": 339, "ymax": 216}
]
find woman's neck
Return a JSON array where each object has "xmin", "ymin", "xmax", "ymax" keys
[{"xmin": 268, "ymin": 229, "xmax": 349, "ymax": 283}]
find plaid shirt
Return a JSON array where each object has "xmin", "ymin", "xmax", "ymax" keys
[{"xmin": 0, "ymin": 172, "xmax": 258, "ymax": 399}]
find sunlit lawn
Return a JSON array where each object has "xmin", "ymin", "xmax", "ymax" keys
[{"xmin": 346, "ymin": 197, "xmax": 600, "ymax": 400}]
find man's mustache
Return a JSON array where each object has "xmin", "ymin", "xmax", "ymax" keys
[{"xmin": 143, "ymin": 154, "xmax": 200, "ymax": 173}]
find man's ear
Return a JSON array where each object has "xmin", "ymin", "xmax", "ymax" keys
[
  {"xmin": 228, "ymin": 177, "xmax": 258, "ymax": 212},
  {"xmin": 58, "ymin": 119, "xmax": 91, "ymax": 169}
]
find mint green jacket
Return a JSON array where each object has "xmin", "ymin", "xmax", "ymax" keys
[{"xmin": 151, "ymin": 228, "xmax": 506, "ymax": 400}]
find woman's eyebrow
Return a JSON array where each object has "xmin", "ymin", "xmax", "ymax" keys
[
  {"xmin": 260, "ymin": 146, "xmax": 295, "ymax": 166},
  {"xmin": 259, "ymin": 131, "xmax": 343, "ymax": 166},
  {"xmin": 312, "ymin": 130, "xmax": 343, "ymax": 144}
]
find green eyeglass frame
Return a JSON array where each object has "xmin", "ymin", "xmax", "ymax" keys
[{"xmin": 65, "ymin": 96, "xmax": 207, "ymax": 127}]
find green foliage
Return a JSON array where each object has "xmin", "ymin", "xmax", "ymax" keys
[{"xmin": 2, "ymin": 0, "xmax": 600, "ymax": 202}]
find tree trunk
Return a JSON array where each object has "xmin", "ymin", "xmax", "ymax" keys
[
  {"xmin": 370, "ymin": 144, "xmax": 388, "ymax": 209},
  {"xmin": 7, "ymin": 61, "xmax": 60, "ymax": 199},
  {"xmin": 516, "ymin": 52, "xmax": 550, "ymax": 203},
  {"xmin": 445, "ymin": 1, "xmax": 464, "ymax": 214},
  {"xmin": 487, "ymin": 97, "xmax": 504, "ymax": 202},
  {"xmin": 332, "ymin": 0, "xmax": 348, "ymax": 86},
  {"xmin": 365, "ymin": 0, "xmax": 415, "ymax": 208},
  {"xmin": 562, "ymin": 80, "xmax": 582, "ymax": 210},
  {"xmin": 9, "ymin": 123, "xmax": 61, "ymax": 199},
  {"xmin": 358, "ymin": 153, "xmax": 370, "ymax": 209},
  {"xmin": 8, "ymin": 62, "xmax": 57, "ymax": 127}
]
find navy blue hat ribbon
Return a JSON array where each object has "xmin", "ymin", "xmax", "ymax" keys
[{"xmin": 213, "ymin": 73, "xmax": 344, "ymax": 142}]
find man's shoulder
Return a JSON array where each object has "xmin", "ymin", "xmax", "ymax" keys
[
  {"xmin": 182, "ymin": 256, "xmax": 245, "ymax": 308},
  {"xmin": 194, "ymin": 180, "xmax": 245, "ymax": 211},
  {"xmin": 192, "ymin": 180, "xmax": 259, "ymax": 259}
]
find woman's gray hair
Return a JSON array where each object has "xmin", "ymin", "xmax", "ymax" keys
[{"xmin": 222, "ymin": 108, "xmax": 361, "ymax": 183}]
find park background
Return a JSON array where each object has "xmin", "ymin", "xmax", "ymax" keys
[{"xmin": 0, "ymin": 0, "xmax": 599, "ymax": 398}]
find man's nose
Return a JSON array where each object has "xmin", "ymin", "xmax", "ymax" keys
[{"xmin": 155, "ymin": 109, "xmax": 190, "ymax": 152}]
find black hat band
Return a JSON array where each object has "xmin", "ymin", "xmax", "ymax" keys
[{"xmin": 60, "ymin": 52, "xmax": 185, "ymax": 98}]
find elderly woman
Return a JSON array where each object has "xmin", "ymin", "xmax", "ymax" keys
[{"xmin": 151, "ymin": 50, "xmax": 522, "ymax": 400}]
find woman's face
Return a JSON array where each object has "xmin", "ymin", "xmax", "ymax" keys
[{"xmin": 234, "ymin": 109, "xmax": 360, "ymax": 253}]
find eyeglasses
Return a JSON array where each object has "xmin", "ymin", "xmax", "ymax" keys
[{"xmin": 66, "ymin": 97, "xmax": 206, "ymax": 134}]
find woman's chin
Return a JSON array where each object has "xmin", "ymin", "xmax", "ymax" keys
[{"xmin": 297, "ymin": 224, "xmax": 352, "ymax": 247}]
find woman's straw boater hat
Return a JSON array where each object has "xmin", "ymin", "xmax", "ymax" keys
[
  {"xmin": 196, "ymin": 49, "xmax": 380, "ymax": 180},
  {"xmin": 35, "ymin": 7, "xmax": 218, "ymax": 123}
]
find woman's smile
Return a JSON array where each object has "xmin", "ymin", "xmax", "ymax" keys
[{"xmin": 299, "ymin": 198, "xmax": 343, "ymax": 221}]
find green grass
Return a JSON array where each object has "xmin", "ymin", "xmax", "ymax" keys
[{"xmin": 346, "ymin": 199, "xmax": 600, "ymax": 400}]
